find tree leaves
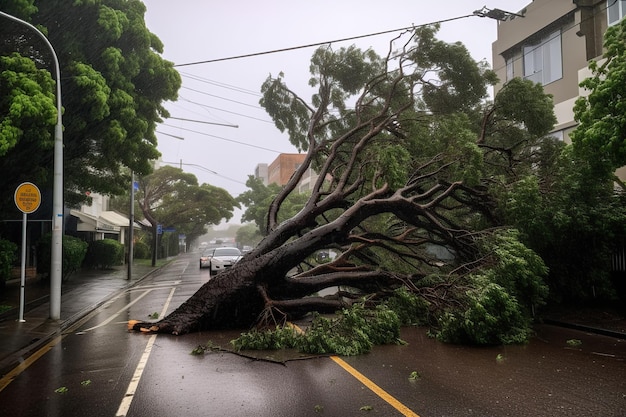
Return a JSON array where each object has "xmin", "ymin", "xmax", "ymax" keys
[{"xmin": 572, "ymin": 18, "xmax": 626, "ymax": 175}]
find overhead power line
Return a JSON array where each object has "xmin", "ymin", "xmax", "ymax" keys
[
  {"xmin": 173, "ymin": 14, "xmax": 476, "ymax": 67},
  {"xmin": 160, "ymin": 123, "xmax": 285, "ymax": 153},
  {"xmin": 168, "ymin": 116, "xmax": 238, "ymax": 128}
]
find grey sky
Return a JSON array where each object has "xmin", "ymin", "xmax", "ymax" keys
[{"xmin": 142, "ymin": 0, "xmax": 530, "ymax": 223}]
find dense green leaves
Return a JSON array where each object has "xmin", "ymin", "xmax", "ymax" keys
[
  {"xmin": 237, "ymin": 176, "xmax": 309, "ymax": 235},
  {"xmin": 571, "ymin": 18, "xmax": 626, "ymax": 176},
  {"xmin": 232, "ymin": 303, "xmax": 402, "ymax": 356},
  {"xmin": 136, "ymin": 166, "xmax": 238, "ymax": 245},
  {"xmin": 0, "ymin": 53, "xmax": 56, "ymax": 154},
  {"xmin": 0, "ymin": 0, "xmax": 181, "ymax": 208}
]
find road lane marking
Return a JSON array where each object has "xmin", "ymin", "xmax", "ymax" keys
[
  {"xmin": 289, "ymin": 323, "xmax": 419, "ymax": 416},
  {"xmin": 78, "ymin": 289, "xmax": 153, "ymax": 333},
  {"xmin": 0, "ymin": 335, "xmax": 63, "ymax": 392},
  {"xmin": 330, "ymin": 356, "xmax": 420, "ymax": 417},
  {"xmin": 115, "ymin": 287, "xmax": 176, "ymax": 417}
]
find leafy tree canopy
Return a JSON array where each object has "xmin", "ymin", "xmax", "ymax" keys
[
  {"xmin": 136, "ymin": 166, "xmax": 239, "ymax": 244},
  {"xmin": 0, "ymin": 0, "xmax": 181, "ymax": 214},
  {"xmin": 571, "ymin": 18, "xmax": 626, "ymax": 179}
]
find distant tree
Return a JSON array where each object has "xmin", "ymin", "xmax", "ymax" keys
[
  {"xmin": 235, "ymin": 223, "xmax": 263, "ymax": 248},
  {"xmin": 130, "ymin": 26, "xmax": 553, "ymax": 346},
  {"xmin": 237, "ymin": 176, "xmax": 310, "ymax": 235},
  {"xmin": 136, "ymin": 166, "xmax": 238, "ymax": 265},
  {"xmin": 0, "ymin": 0, "xmax": 181, "ymax": 215}
]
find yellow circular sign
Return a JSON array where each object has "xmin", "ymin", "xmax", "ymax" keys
[{"xmin": 14, "ymin": 182, "xmax": 41, "ymax": 214}]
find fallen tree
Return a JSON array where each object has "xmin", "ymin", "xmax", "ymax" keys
[{"xmin": 130, "ymin": 25, "xmax": 555, "ymax": 342}]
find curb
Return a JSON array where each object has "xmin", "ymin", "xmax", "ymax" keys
[
  {"xmin": 543, "ymin": 319, "xmax": 626, "ymax": 340},
  {"xmin": 0, "ymin": 267, "xmax": 161, "ymax": 378}
]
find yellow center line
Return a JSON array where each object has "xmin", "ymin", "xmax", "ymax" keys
[
  {"xmin": 0, "ymin": 334, "xmax": 63, "ymax": 392},
  {"xmin": 329, "ymin": 356, "xmax": 420, "ymax": 417},
  {"xmin": 290, "ymin": 323, "xmax": 419, "ymax": 416}
]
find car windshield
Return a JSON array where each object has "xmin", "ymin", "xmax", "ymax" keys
[{"xmin": 213, "ymin": 247, "xmax": 241, "ymax": 256}]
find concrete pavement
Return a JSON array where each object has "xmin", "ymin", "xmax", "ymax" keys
[{"xmin": 0, "ymin": 262, "xmax": 161, "ymax": 376}]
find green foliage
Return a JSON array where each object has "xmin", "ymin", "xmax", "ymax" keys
[
  {"xmin": 62, "ymin": 235, "xmax": 89, "ymax": 278},
  {"xmin": 436, "ymin": 281, "xmax": 531, "ymax": 345},
  {"xmin": 428, "ymin": 231, "xmax": 546, "ymax": 345},
  {"xmin": 36, "ymin": 234, "xmax": 88, "ymax": 279},
  {"xmin": 298, "ymin": 304, "xmax": 400, "ymax": 355},
  {"xmin": 133, "ymin": 241, "xmax": 150, "ymax": 259},
  {"xmin": 0, "ymin": 0, "xmax": 181, "ymax": 211},
  {"xmin": 385, "ymin": 287, "xmax": 430, "ymax": 326},
  {"xmin": 232, "ymin": 303, "xmax": 401, "ymax": 356},
  {"xmin": 408, "ymin": 371, "xmax": 421, "ymax": 381},
  {"xmin": 0, "ymin": 238, "xmax": 18, "ymax": 284},
  {"xmin": 231, "ymin": 326, "xmax": 301, "ymax": 351},
  {"xmin": 237, "ymin": 176, "xmax": 309, "ymax": 235},
  {"xmin": 502, "ymin": 143, "xmax": 626, "ymax": 303},
  {"xmin": 478, "ymin": 230, "xmax": 549, "ymax": 312},
  {"xmin": 84, "ymin": 238, "xmax": 124, "ymax": 269},
  {"xmin": 234, "ymin": 223, "xmax": 263, "ymax": 248},
  {"xmin": 137, "ymin": 166, "xmax": 238, "ymax": 244},
  {"xmin": 0, "ymin": 53, "xmax": 56, "ymax": 157},
  {"xmin": 571, "ymin": 18, "xmax": 626, "ymax": 175},
  {"xmin": 566, "ymin": 339, "xmax": 582, "ymax": 347}
]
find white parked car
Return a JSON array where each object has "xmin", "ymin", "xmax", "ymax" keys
[{"xmin": 200, "ymin": 247, "xmax": 242, "ymax": 274}]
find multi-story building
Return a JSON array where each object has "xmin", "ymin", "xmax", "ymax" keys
[
  {"xmin": 255, "ymin": 153, "xmax": 322, "ymax": 193},
  {"xmin": 267, "ymin": 153, "xmax": 307, "ymax": 186},
  {"xmin": 492, "ymin": 0, "xmax": 623, "ymax": 145},
  {"xmin": 254, "ymin": 163, "xmax": 269, "ymax": 185}
]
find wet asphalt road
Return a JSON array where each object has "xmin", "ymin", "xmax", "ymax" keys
[{"xmin": 0, "ymin": 253, "xmax": 624, "ymax": 417}]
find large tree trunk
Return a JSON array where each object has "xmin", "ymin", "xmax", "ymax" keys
[{"xmin": 130, "ymin": 268, "xmax": 262, "ymax": 334}]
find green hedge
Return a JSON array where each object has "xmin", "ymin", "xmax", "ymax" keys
[
  {"xmin": 0, "ymin": 238, "xmax": 18, "ymax": 287},
  {"xmin": 133, "ymin": 241, "xmax": 150, "ymax": 259},
  {"xmin": 37, "ymin": 234, "xmax": 88, "ymax": 279},
  {"xmin": 85, "ymin": 239, "xmax": 124, "ymax": 269}
]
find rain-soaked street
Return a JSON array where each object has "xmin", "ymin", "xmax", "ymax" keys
[{"xmin": 0, "ymin": 254, "xmax": 624, "ymax": 416}]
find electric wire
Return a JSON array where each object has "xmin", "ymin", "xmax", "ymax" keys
[
  {"xmin": 160, "ymin": 123, "xmax": 285, "ymax": 154},
  {"xmin": 173, "ymin": 14, "xmax": 476, "ymax": 67}
]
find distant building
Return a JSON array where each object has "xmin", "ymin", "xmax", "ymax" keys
[
  {"xmin": 67, "ymin": 193, "xmax": 135, "ymax": 244},
  {"xmin": 255, "ymin": 163, "xmax": 269, "ymax": 185},
  {"xmin": 267, "ymin": 153, "xmax": 306, "ymax": 186}
]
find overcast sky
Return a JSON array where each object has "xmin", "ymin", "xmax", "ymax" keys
[{"xmin": 141, "ymin": 0, "xmax": 530, "ymax": 224}]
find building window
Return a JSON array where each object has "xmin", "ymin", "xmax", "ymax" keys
[
  {"xmin": 505, "ymin": 57, "xmax": 514, "ymax": 81},
  {"xmin": 523, "ymin": 30, "xmax": 562, "ymax": 86},
  {"xmin": 608, "ymin": 0, "xmax": 626, "ymax": 25},
  {"xmin": 550, "ymin": 129, "xmax": 564, "ymax": 142}
]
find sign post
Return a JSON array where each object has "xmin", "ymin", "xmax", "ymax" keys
[{"xmin": 14, "ymin": 182, "xmax": 41, "ymax": 322}]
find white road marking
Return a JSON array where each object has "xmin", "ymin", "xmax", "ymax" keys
[
  {"xmin": 77, "ymin": 289, "xmax": 153, "ymax": 333},
  {"xmin": 115, "ymin": 287, "xmax": 176, "ymax": 417}
]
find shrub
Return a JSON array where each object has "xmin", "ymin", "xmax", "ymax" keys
[
  {"xmin": 133, "ymin": 241, "xmax": 150, "ymax": 259},
  {"xmin": 0, "ymin": 238, "xmax": 18, "ymax": 288},
  {"xmin": 61, "ymin": 235, "xmax": 88, "ymax": 278},
  {"xmin": 85, "ymin": 239, "xmax": 124, "ymax": 269},
  {"xmin": 37, "ymin": 234, "xmax": 89, "ymax": 279}
]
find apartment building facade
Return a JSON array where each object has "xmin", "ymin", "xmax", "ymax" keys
[
  {"xmin": 267, "ymin": 153, "xmax": 307, "ymax": 186},
  {"xmin": 492, "ymin": 0, "xmax": 624, "ymax": 143}
]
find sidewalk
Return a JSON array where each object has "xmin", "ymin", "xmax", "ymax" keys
[{"xmin": 0, "ymin": 262, "xmax": 160, "ymax": 376}]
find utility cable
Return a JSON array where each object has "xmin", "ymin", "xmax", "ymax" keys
[{"xmin": 173, "ymin": 14, "xmax": 475, "ymax": 67}]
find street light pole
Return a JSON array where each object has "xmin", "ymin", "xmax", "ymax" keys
[{"xmin": 0, "ymin": 11, "xmax": 64, "ymax": 320}]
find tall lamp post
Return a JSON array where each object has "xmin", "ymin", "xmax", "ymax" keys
[{"xmin": 0, "ymin": 11, "xmax": 64, "ymax": 320}]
